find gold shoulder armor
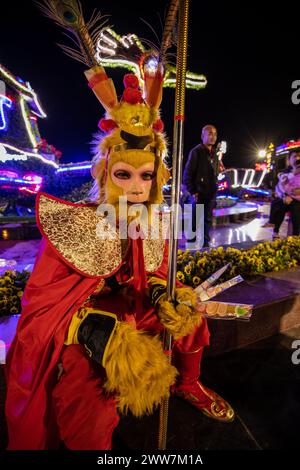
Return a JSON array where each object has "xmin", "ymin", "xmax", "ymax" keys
[
  {"xmin": 36, "ymin": 193, "xmax": 167, "ymax": 276},
  {"xmin": 36, "ymin": 193, "xmax": 125, "ymax": 277}
]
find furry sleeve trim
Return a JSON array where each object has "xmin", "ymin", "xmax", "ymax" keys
[{"xmin": 103, "ymin": 322, "xmax": 178, "ymax": 417}]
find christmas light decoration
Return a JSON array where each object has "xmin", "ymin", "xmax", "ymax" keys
[
  {"xmin": 227, "ymin": 168, "xmax": 239, "ymax": 188},
  {"xmin": 241, "ymin": 169, "xmax": 255, "ymax": 187},
  {"xmin": 0, "ymin": 64, "xmax": 46, "ymax": 118},
  {"xmin": 218, "ymin": 181, "xmax": 228, "ymax": 191},
  {"xmin": 19, "ymin": 174, "xmax": 43, "ymax": 193},
  {"xmin": 20, "ymin": 96, "xmax": 38, "ymax": 150},
  {"xmin": 0, "ymin": 170, "xmax": 18, "ymax": 178},
  {"xmin": 244, "ymin": 187, "xmax": 269, "ymax": 196},
  {"xmin": 255, "ymin": 163, "xmax": 268, "ymax": 171},
  {"xmin": 0, "ymin": 175, "xmax": 42, "ymax": 185},
  {"xmin": 0, "ymin": 63, "xmax": 57, "ymax": 174},
  {"xmin": 276, "ymin": 140, "xmax": 300, "ymax": 155},
  {"xmin": 95, "ymin": 28, "xmax": 207, "ymax": 90},
  {"xmin": 222, "ymin": 168, "xmax": 267, "ymax": 188},
  {"xmin": 255, "ymin": 168, "xmax": 267, "ymax": 187},
  {"xmin": 0, "ymin": 143, "xmax": 59, "ymax": 168},
  {"xmin": 56, "ymin": 163, "xmax": 92, "ymax": 173},
  {"xmin": 0, "ymin": 94, "xmax": 13, "ymax": 131}
]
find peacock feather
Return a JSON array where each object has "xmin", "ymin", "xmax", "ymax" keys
[{"xmin": 37, "ymin": 0, "xmax": 109, "ymax": 67}]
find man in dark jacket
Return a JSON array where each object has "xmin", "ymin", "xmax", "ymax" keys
[{"xmin": 183, "ymin": 125, "xmax": 219, "ymax": 248}]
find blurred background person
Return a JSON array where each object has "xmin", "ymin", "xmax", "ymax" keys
[
  {"xmin": 183, "ymin": 124, "xmax": 221, "ymax": 248},
  {"xmin": 270, "ymin": 150, "xmax": 300, "ymax": 238}
]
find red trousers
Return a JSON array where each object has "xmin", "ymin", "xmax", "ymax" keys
[
  {"xmin": 52, "ymin": 318, "xmax": 209, "ymax": 450},
  {"xmin": 52, "ymin": 345, "xmax": 119, "ymax": 450}
]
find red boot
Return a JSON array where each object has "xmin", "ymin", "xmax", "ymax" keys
[{"xmin": 172, "ymin": 347, "xmax": 235, "ymax": 423}]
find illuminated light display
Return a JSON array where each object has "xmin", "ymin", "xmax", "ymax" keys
[
  {"xmin": 56, "ymin": 163, "xmax": 92, "ymax": 173},
  {"xmin": 0, "ymin": 143, "xmax": 59, "ymax": 168},
  {"xmin": 217, "ymin": 195, "xmax": 238, "ymax": 201},
  {"xmin": 95, "ymin": 27, "xmax": 207, "ymax": 90},
  {"xmin": 256, "ymin": 168, "xmax": 268, "ymax": 187},
  {"xmin": 0, "ymin": 143, "xmax": 27, "ymax": 162},
  {"xmin": 163, "ymin": 76, "xmax": 207, "ymax": 89},
  {"xmin": 0, "ymin": 63, "xmax": 61, "ymax": 198},
  {"xmin": 23, "ymin": 174, "xmax": 43, "ymax": 184},
  {"xmin": 230, "ymin": 168, "xmax": 239, "ymax": 188},
  {"xmin": 258, "ymin": 149, "xmax": 267, "ymax": 159},
  {"xmin": 222, "ymin": 168, "xmax": 267, "ymax": 188},
  {"xmin": 218, "ymin": 181, "xmax": 228, "ymax": 191},
  {"xmin": 0, "ymin": 64, "xmax": 46, "ymax": 118},
  {"xmin": 0, "ymin": 94, "xmax": 13, "ymax": 131},
  {"xmin": 255, "ymin": 163, "xmax": 268, "ymax": 171},
  {"xmin": 276, "ymin": 140, "xmax": 300, "ymax": 155},
  {"xmin": 19, "ymin": 173, "xmax": 43, "ymax": 194},
  {"xmin": 20, "ymin": 96, "xmax": 38, "ymax": 150},
  {"xmin": 245, "ymin": 187, "xmax": 270, "ymax": 196},
  {"xmin": 19, "ymin": 187, "xmax": 41, "ymax": 194},
  {"xmin": 0, "ymin": 175, "xmax": 42, "ymax": 185},
  {"xmin": 0, "ymin": 170, "xmax": 18, "ymax": 178},
  {"xmin": 263, "ymin": 143, "xmax": 274, "ymax": 172},
  {"xmin": 241, "ymin": 169, "xmax": 255, "ymax": 187},
  {"xmin": 0, "ymin": 63, "xmax": 59, "ymax": 167},
  {"xmin": 0, "ymin": 172, "xmax": 43, "ymax": 194}
]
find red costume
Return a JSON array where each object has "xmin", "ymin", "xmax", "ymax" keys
[
  {"xmin": 5, "ymin": 193, "xmax": 212, "ymax": 450},
  {"xmin": 5, "ymin": 12, "xmax": 234, "ymax": 448}
]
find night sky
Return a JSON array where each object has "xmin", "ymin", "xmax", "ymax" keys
[{"xmin": 1, "ymin": 1, "xmax": 299, "ymax": 168}]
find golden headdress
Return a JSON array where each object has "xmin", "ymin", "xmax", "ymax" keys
[
  {"xmin": 85, "ymin": 64, "xmax": 170, "ymax": 205},
  {"xmin": 38, "ymin": 0, "xmax": 177, "ymax": 205}
]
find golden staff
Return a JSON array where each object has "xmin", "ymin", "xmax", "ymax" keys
[{"xmin": 158, "ymin": 0, "xmax": 190, "ymax": 451}]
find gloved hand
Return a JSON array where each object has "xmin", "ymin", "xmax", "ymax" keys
[{"xmin": 148, "ymin": 277, "xmax": 202, "ymax": 340}]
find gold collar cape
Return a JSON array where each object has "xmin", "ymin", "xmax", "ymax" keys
[{"xmin": 36, "ymin": 193, "xmax": 167, "ymax": 278}]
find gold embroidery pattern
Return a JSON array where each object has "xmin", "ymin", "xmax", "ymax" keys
[
  {"xmin": 142, "ymin": 215, "xmax": 168, "ymax": 273},
  {"xmin": 143, "ymin": 237, "xmax": 166, "ymax": 273},
  {"xmin": 38, "ymin": 194, "xmax": 167, "ymax": 276},
  {"xmin": 38, "ymin": 195, "xmax": 124, "ymax": 277}
]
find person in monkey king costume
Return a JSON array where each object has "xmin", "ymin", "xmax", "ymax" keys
[{"xmin": 5, "ymin": 64, "xmax": 234, "ymax": 450}]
